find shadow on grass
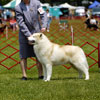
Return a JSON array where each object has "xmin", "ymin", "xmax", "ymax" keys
[
  {"xmin": 17, "ymin": 77, "xmax": 41, "ymax": 81},
  {"xmin": 17, "ymin": 77, "xmax": 83, "ymax": 81},
  {"xmin": 52, "ymin": 77, "xmax": 80, "ymax": 81}
]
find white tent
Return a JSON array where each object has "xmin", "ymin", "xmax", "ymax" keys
[
  {"xmin": 3, "ymin": 0, "xmax": 21, "ymax": 8},
  {"xmin": 41, "ymin": 3, "xmax": 50, "ymax": 7},
  {"xmin": 59, "ymin": 3, "xmax": 77, "ymax": 9}
]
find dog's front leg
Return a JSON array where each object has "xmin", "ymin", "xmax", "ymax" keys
[
  {"xmin": 45, "ymin": 64, "xmax": 52, "ymax": 82},
  {"xmin": 42, "ymin": 64, "xmax": 47, "ymax": 81}
]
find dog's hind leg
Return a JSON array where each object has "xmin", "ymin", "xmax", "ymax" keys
[
  {"xmin": 78, "ymin": 70, "xmax": 83, "ymax": 79},
  {"xmin": 71, "ymin": 63, "xmax": 83, "ymax": 79},
  {"xmin": 45, "ymin": 64, "xmax": 52, "ymax": 82},
  {"xmin": 82, "ymin": 67, "xmax": 89, "ymax": 80},
  {"xmin": 72, "ymin": 62, "xmax": 89, "ymax": 80},
  {"xmin": 80, "ymin": 60, "xmax": 89, "ymax": 80},
  {"xmin": 84, "ymin": 61, "xmax": 89, "ymax": 80}
]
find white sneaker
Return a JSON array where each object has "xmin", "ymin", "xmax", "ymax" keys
[{"xmin": 47, "ymin": 30, "xmax": 49, "ymax": 32}]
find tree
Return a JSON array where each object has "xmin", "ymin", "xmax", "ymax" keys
[
  {"xmin": 0, "ymin": 0, "xmax": 11, "ymax": 5},
  {"xmin": 40, "ymin": 0, "xmax": 100, "ymax": 6}
]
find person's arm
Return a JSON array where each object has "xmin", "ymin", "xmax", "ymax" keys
[
  {"xmin": 15, "ymin": 6, "xmax": 31, "ymax": 37},
  {"xmin": 37, "ymin": 1, "xmax": 47, "ymax": 32}
]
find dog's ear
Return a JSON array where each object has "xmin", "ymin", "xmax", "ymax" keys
[{"xmin": 40, "ymin": 33, "xmax": 42, "ymax": 38}]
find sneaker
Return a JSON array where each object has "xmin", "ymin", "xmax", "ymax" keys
[
  {"xmin": 38, "ymin": 76, "xmax": 44, "ymax": 79},
  {"xmin": 47, "ymin": 30, "xmax": 49, "ymax": 32},
  {"xmin": 21, "ymin": 77, "xmax": 27, "ymax": 80}
]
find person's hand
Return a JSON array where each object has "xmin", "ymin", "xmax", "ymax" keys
[
  {"xmin": 27, "ymin": 35, "xmax": 33, "ymax": 45},
  {"xmin": 41, "ymin": 28, "xmax": 46, "ymax": 32},
  {"xmin": 27, "ymin": 35, "xmax": 32, "ymax": 40}
]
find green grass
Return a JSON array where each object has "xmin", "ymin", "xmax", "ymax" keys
[
  {"xmin": 0, "ymin": 18, "xmax": 100, "ymax": 100},
  {"xmin": 0, "ymin": 65, "xmax": 100, "ymax": 100}
]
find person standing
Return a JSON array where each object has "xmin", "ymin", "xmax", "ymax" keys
[
  {"xmin": 15, "ymin": 0, "xmax": 47, "ymax": 80},
  {"xmin": 85, "ymin": 8, "xmax": 90, "ymax": 19},
  {"xmin": 84, "ymin": 8, "xmax": 91, "ymax": 29},
  {"xmin": 0, "ymin": 10, "xmax": 6, "ymax": 33},
  {"xmin": 46, "ymin": 9, "xmax": 52, "ymax": 32}
]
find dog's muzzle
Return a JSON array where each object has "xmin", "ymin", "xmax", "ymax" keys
[
  {"xmin": 31, "ymin": 40, "xmax": 35, "ymax": 43},
  {"xmin": 28, "ymin": 40, "xmax": 35, "ymax": 44}
]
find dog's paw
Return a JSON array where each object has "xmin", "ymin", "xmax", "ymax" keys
[
  {"xmin": 85, "ymin": 78, "xmax": 89, "ymax": 80},
  {"xmin": 43, "ymin": 78, "xmax": 46, "ymax": 81},
  {"xmin": 44, "ymin": 79, "xmax": 50, "ymax": 82},
  {"xmin": 44, "ymin": 80, "xmax": 48, "ymax": 82}
]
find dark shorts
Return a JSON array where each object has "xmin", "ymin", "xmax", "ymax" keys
[{"xmin": 19, "ymin": 43, "xmax": 36, "ymax": 59}]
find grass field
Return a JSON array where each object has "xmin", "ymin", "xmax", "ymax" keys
[
  {"xmin": 0, "ymin": 18, "xmax": 100, "ymax": 100},
  {"xmin": 0, "ymin": 65, "xmax": 100, "ymax": 100}
]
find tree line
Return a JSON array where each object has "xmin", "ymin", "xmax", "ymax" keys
[
  {"xmin": 1, "ymin": 0, "xmax": 100, "ymax": 6},
  {"xmin": 40, "ymin": 0, "xmax": 100, "ymax": 7},
  {"xmin": 0, "ymin": 0, "xmax": 11, "ymax": 5}
]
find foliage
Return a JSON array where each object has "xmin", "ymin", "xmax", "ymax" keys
[{"xmin": 0, "ymin": 0, "xmax": 11, "ymax": 5}]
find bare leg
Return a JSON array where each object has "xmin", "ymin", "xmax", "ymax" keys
[
  {"xmin": 20, "ymin": 58, "xmax": 27, "ymax": 79},
  {"xmin": 36, "ymin": 58, "xmax": 43, "ymax": 78}
]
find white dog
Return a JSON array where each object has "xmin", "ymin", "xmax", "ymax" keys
[{"xmin": 28, "ymin": 33, "xmax": 89, "ymax": 81}]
